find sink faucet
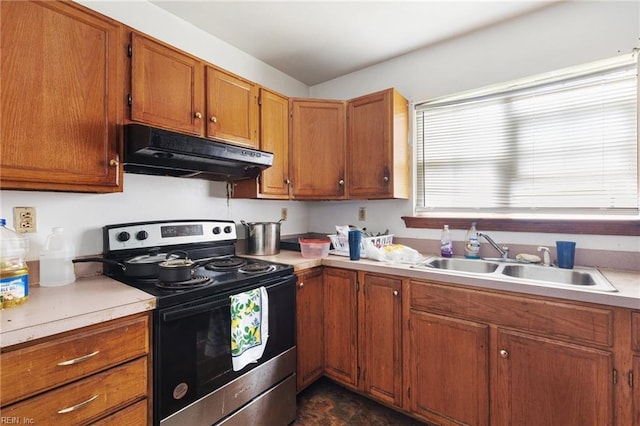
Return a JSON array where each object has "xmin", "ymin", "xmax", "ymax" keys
[
  {"xmin": 537, "ymin": 246, "xmax": 551, "ymax": 266},
  {"xmin": 477, "ymin": 232, "xmax": 509, "ymax": 259}
]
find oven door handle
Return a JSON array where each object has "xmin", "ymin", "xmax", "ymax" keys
[{"xmin": 162, "ymin": 299, "xmax": 229, "ymax": 322}]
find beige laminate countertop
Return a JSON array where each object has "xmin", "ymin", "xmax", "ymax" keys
[
  {"xmin": 246, "ymin": 250, "xmax": 640, "ymax": 310},
  {"xmin": 0, "ymin": 275, "xmax": 155, "ymax": 349}
]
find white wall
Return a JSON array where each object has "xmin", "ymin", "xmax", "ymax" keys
[
  {"xmin": 0, "ymin": 0, "xmax": 312, "ymax": 260},
  {"xmin": 308, "ymin": 0, "xmax": 640, "ymax": 253}
]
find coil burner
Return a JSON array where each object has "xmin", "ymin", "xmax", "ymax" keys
[
  {"xmin": 239, "ymin": 263, "xmax": 276, "ymax": 274},
  {"xmin": 155, "ymin": 276, "xmax": 212, "ymax": 290},
  {"xmin": 205, "ymin": 257, "xmax": 247, "ymax": 270}
]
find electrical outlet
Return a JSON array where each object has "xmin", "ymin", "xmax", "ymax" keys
[
  {"xmin": 13, "ymin": 207, "xmax": 36, "ymax": 233},
  {"xmin": 358, "ymin": 207, "xmax": 366, "ymax": 221},
  {"xmin": 281, "ymin": 208, "xmax": 288, "ymax": 221}
]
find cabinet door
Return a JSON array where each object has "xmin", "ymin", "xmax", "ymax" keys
[
  {"xmin": 130, "ymin": 32, "xmax": 204, "ymax": 135},
  {"xmin": 323, "ymin": 268, "xmax": 358, "ymax": 386},
  {"xmin": 495, "ymin": 329, "xmax": 613, "ymax": 426},
  {"xmin": 347, "ymin": 88, "xmax": 408, "ymax": 199},
  {"xmin": 360, "ymin": 273, "xmax": 403, "ymax": 407},
  {"xmin": 408, "ymin": 310, "xmax": 489, "ymax": 426},
  {"xmin": 258, "ymin": 88, "xmax": 290, "ymax": 197},
  {"xmin": 1, "ymin": 1, "xmax": 122, "ymax": 192},
  {"xmin": 205, "ymin": 66, "xmax": 258, "ymax": 147},
  {"xmin": 296, "ymin": 268, "xmax": 324, "ymax": 392},
  {"xmin": 290, "ymin": 99, "xmax": 346, "ymax": 199},
  {"xmin": 634, "ymin": 355, "xmax": 640, "ymax": 426}
]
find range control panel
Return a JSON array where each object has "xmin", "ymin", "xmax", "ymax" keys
[{"xmin": 105, "ymin": 220, "xmax": 237, "ymax": 251}]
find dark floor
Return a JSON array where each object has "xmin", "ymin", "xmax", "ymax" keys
[{"xmin": 294, "ymin": 377, "xmax": 428, "ymax": 426}]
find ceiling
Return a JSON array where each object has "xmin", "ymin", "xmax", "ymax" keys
[{"xmin": 150, "ymin": 1, "xmax": 555, "ymax": 86}]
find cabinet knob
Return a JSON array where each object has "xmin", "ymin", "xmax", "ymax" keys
[
  {"xmin": 393, "ymin": 290, "xmax": 399, "ymax": 297},
  {"xmin": 210, "ymin": 116, "xmax": 217, "ymax": 123},
  {"xmin": 109, "ymin": 159, "xmax": 119, "ymax": 167},
  {"xmin": 338, "ymin": 179, "xmax": 345, "ymax": 186},
  {"xmin": 285, "ymin": 179, "xmax": 291, "ymax": 185},
  {"xmin": 499, "ymin": 349, "xmax": 510, "ymax": 358},
  {"xmin": 383, "ymin": 176, "xmax": 389, "ymax": 183},
  {"xmin": 194, "ymin": 112, "xmax": 203, "ymax": 119},
  {"xmin": 298, "ymin": 282, "xmax": 304, "ymax": 288}
]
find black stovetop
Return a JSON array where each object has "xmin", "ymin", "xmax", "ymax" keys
[
  {"xmin": 101, "ymin": 220, "xmax": 294, "ymax": 308},
  {"xmin": 109, "ymin": 256, "xmax": 293, "ymax": 308}
]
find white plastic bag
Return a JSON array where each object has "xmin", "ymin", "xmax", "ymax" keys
[{"xmin": 364, "ymin": 243, "xmax": 423, "ymax": 264}]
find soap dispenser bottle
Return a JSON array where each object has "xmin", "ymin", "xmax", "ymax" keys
[
  {"xmin": 464, "ymin": 222, "xmax": 481, "ymax": 259},
  {"xmin": 440, "ymin": 225, "xmax": 453, "ymax": 258}
]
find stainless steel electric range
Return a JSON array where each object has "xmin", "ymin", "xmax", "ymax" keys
[{"xmin": 100, "ymin": 220, "xmax": 297, "ymax": 426}]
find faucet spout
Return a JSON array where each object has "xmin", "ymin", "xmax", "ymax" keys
[{"xmin": 477, "ymin": 232, "xmax": 509, "ymax": 259}]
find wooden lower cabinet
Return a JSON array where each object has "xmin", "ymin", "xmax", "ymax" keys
[
  {"xmin": 409, "ymin": 278, "xmax": 620, "ymax": 426},
  {"xmin": 407, "ymin": 311, "xmax": 489, "ymax": 426},
  {"xmin": 323, "ymin": 268, "xmax": 405, "ymax": 409},
  {"xmin": 296, "ymin": 267, "xmax": 325, "ymax": 392},
  {"xmin": 0, "ymin": 313, "xmax": 151, "ymax": 425},
  {"xmin": 323, "ymin": 267, "xmax": 358, "ymax": 386},
  {"xmin": 634, "ymin": 355, "xmax": 640, "ymax": 426},
  {"xmin": 632, "ymin": 312, "xmax": 640, "ymax": 426},
  {"xmin": 359, "ymin": 272, "xmax": 403, "ymax": 407},
  {"xmin": 494, "ymin": 329, "xmax": 612, "ymax": 426}
]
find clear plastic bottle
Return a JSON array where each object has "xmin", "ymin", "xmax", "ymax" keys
[
  {"xmin": 0, "ymin": 218, "xmax": 29, "ymax": 308},
  {"xmin": 464, "ymin": 222, "xmax": 481, "ymax": 259},
  {"xmin": 40, "ymin": 227, "xmax": 76, "ymax": 287},
  {"xmin": 440, "ymin": 225, "xmax": 453, "ymax": 258}
]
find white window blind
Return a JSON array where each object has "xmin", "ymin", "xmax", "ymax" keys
[{"xmin": 415, "ymin": 53, "xmax": 639, "ymax": 215}]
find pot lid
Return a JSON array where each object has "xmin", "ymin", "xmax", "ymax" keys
[{"xmin": 127, "ymin": 251, "xmax": 177, "ymax": 264}]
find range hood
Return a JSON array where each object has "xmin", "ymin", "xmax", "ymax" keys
[{"xmin": 123, "ymin": 124, "xmax": 273, "ymax": 181}]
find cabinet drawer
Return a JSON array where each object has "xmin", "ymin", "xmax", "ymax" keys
[
  {"xmin": 632, "ymin": 312, "xmax": 640, "ymax": 352},
  {"xmin": 1, "ymin": 314, "xmax": 149, "ymax": 405},
  {"xmin": 2, "ymin": 358, "xmax": 147, "ymax": 425},
  {"xmin": 90, "ymin": 399, "xmax": 148, "ymax": 425},
  {"xmin": 410, "ymin": 280, "xmax": 613, "ymax": 347}
]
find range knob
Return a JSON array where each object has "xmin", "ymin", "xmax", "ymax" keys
[
  {"xmin": 213, "ymin": 227, "xmax": 221, "ymax": 235},
  {"xmin": 224, "ymin": 226, "xmax": 233, "ymax": 234},
  {"xmin": 116, "ymin": 231, "xmax": 131, "ymax": 242},
  {"xmin": 136, "ymin": 230, "xmax": 149, "ymax": 240}
]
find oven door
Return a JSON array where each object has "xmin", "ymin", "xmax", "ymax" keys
[{"xmin": 155, "ymin": 275, "xmax": 296, "ymax": 422}]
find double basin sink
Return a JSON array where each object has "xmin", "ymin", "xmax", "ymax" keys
[{"xmin": 412, "ymin": 257, "xmax": 618, "ymax": 292}]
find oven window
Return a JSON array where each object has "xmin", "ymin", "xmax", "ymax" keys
[{"xmin": 196, "ymin": 308, "xmax": 232, "ymax": 391}]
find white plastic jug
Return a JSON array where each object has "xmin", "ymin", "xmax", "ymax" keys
[{"xmin": 40, "ymin": 227, "xmax": 76, "ymax": 287}]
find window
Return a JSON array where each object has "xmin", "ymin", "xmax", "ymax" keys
[{"xmin": 415, "ymin": 53, "xmax": 639, "ymax": 217}]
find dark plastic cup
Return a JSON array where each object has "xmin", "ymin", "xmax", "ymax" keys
[
  {"xmin": 556, "ymin": 241, "xmax": 576, "ymax": 269},
  {"xmin": 348, "ymin": 230, "xmax": 362, "ymax": 261}
]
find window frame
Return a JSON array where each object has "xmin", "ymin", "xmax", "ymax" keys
[{"xmin": 406, "ymin": 53, "xmax": 640, "ymax": 235}]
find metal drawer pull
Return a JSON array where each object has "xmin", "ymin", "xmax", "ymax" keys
[
  {"xmin": 499, "ymin": 349, "xmax": 510, "ymax": 358},
  {"xmin": 57, "ymin": 394, "xmax": 99, "ymax": 414},
  {"xmin": 57, "ymin": 350, "xmax": 100, "ymax": 366}
]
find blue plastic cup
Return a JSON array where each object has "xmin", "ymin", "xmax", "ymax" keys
[
  {"xmin": 348, "ymin": 230, "xmax": 362, "ymax": 261},
  {"xmin": 556, "ymin": 241, "xmax": 576, "ymax": 269}
]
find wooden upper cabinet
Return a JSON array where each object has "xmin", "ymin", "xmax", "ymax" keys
[
  {"xmin": 258, "ymin": 88, "xmax": 290, "ymax": 196},
  {"xmin": 232, "ymin": 88, "xmax": 290, "ymax": 199},
  {"xmin": 205, "ymin": 67, "xmax": 259, "ymax": 148},
  {"xmin": 0, "ymin": 1, "xmax": 122, "ymax": 192},
  {"xmin": 129, "ymin": 32, "xmax": 204, "ymax": 135},
  {"xmin": 290, "ymin": 99, "xmax": 346, "ymax": 199},
  {"xmin": 347, "ymin": 88, "xmax": 409, "ymax": 199}
]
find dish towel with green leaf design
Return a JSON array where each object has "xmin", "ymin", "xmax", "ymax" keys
[{"xmin": 230, "ymin": 286, "xmax": 269, "ymax": 371}]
